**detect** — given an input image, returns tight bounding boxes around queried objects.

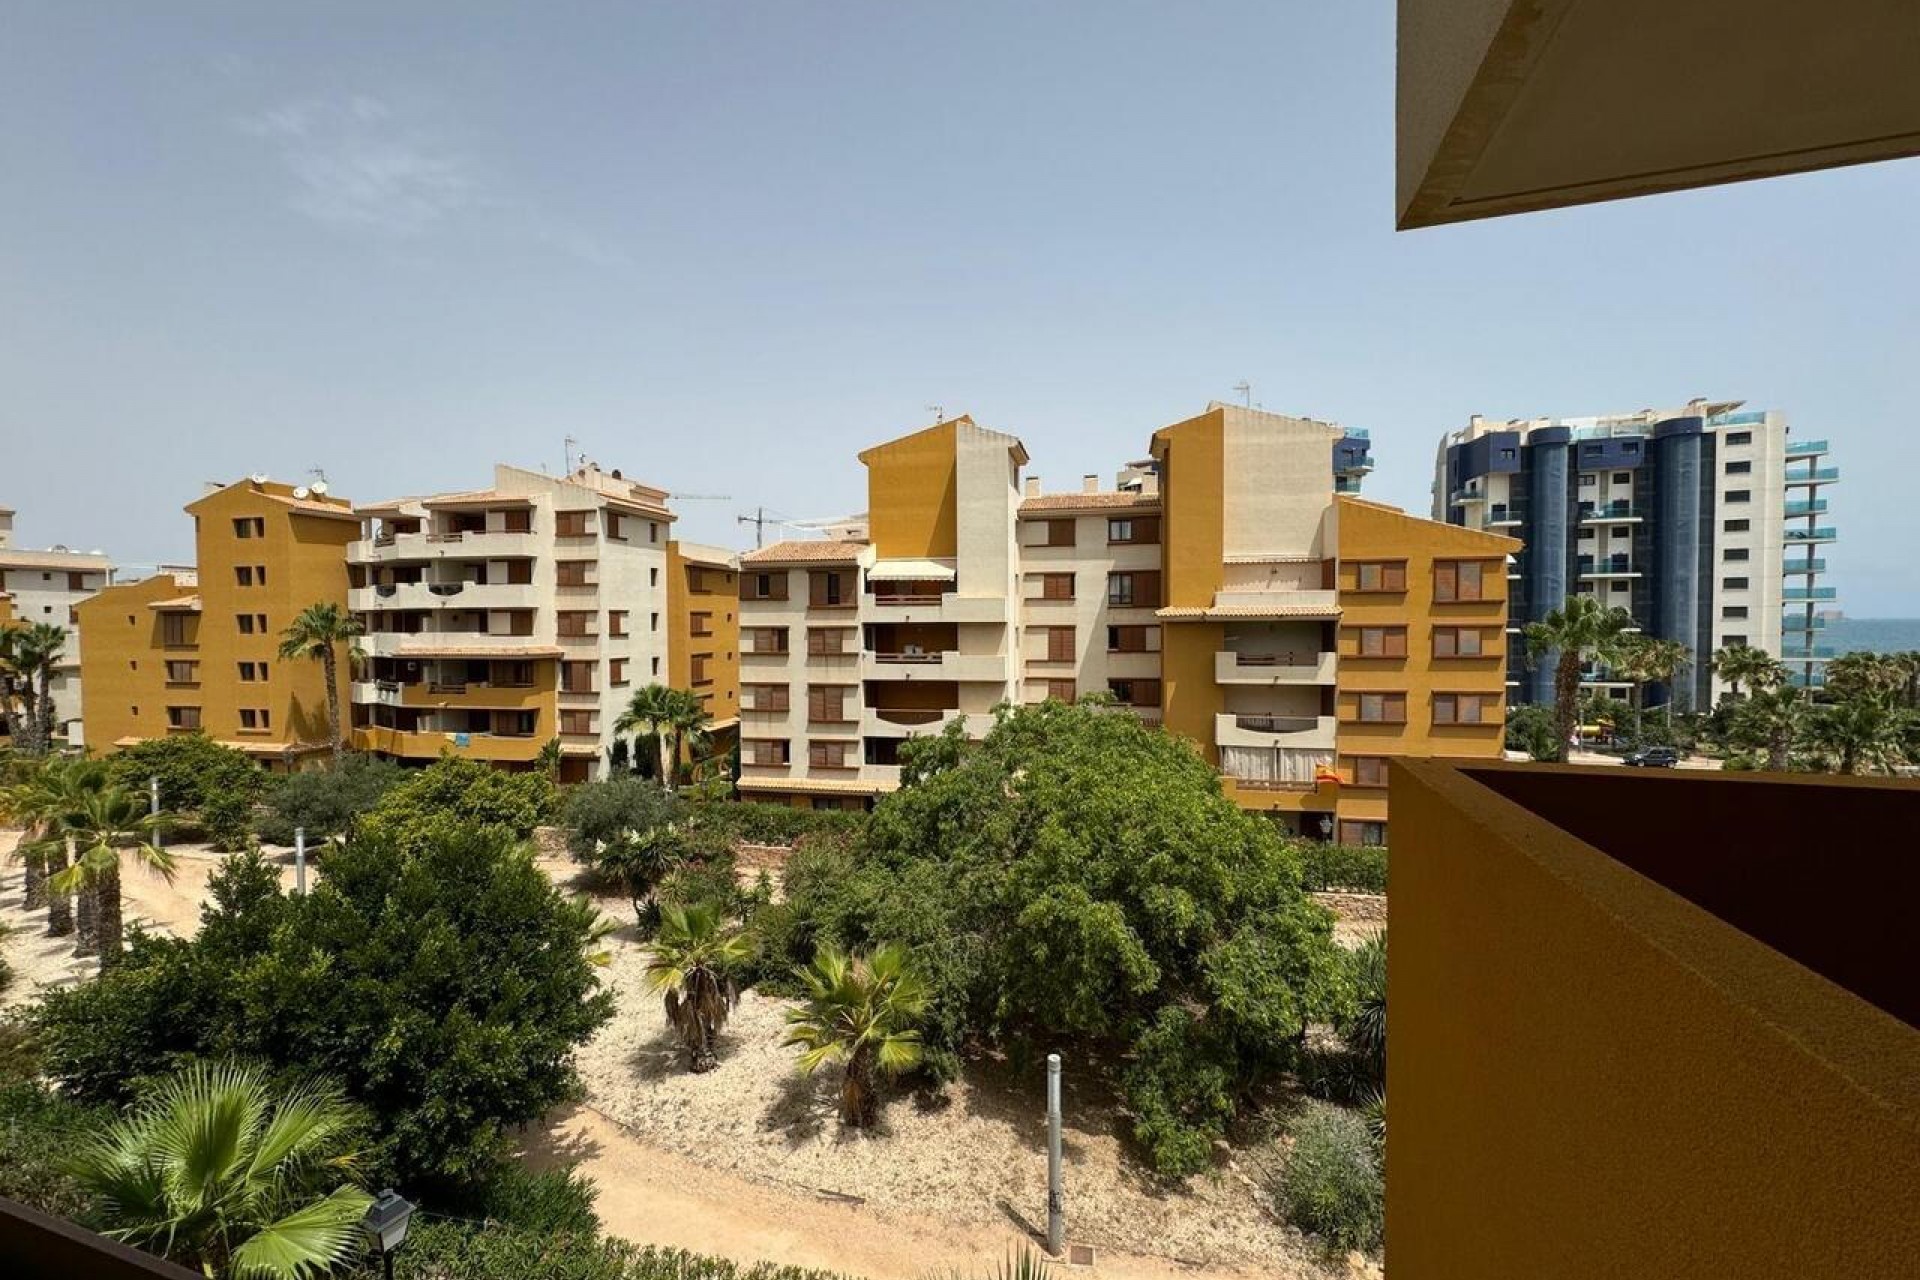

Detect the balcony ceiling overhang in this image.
[1397,0,1920,229]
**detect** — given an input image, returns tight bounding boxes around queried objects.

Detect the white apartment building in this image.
[0,506,114,745]
[348,463,677,782]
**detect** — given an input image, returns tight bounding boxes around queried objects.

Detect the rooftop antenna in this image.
[564,435,580,475]
[308,466,329,486]
[736,506,777,549]
[1233,381,1252,408]
[926,404,945,424]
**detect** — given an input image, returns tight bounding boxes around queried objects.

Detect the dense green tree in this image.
[779,701,1345,1173]
[356,754,558,854]
[648,902,748,1072]
[1339,932,1386,1084]
[563,777,684,926]
[69,1061,372,1279]
[276,602,365,761]
[105,734,264,850]
[1523,596,1636,761]
[1502,704,1555,761]
[783,943,928,1127]
[253,753,406,845]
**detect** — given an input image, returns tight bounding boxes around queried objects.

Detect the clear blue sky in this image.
[4,2,1914,612]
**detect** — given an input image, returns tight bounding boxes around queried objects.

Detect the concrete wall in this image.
[1389,760,1920,1277]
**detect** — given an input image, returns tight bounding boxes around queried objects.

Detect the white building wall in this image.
[0,552,115,744]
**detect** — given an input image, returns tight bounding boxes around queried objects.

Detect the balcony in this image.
[1214,712,1338,752]
[1215,650,1337,685]
[872,594,1009,624]
[1789,670,1827,688]
[863,650,1009,683]
[1780,646,1836,661]
[359,631,553,660]
[1785,466,1840,485]
[1578,500,1640,523]
[1781,614,1826,631]
[1204,588,1341,617]
[1784,499,1829,518]
[1782,558,1827,574]
[351,581,539,612]
[1784,526,1837,544]
[1577,555,1641,579]
[1785,439,1829,457]
[860,708,996,739]
[1783,587,1837,603]
[1449,489,1488,506]
[352,724,548,764]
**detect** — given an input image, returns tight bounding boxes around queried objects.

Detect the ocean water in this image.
[1819,617,1920,655]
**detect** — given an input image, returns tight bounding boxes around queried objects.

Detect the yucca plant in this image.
[68,1060,373,1279]
[936,1246,1054,1280]
[784,942,929,1128]
[646,901,749,1071]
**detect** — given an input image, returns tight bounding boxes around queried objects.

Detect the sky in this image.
[3,2,1916,613]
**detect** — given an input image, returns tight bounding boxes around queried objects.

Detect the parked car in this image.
[1623,746,1681,768]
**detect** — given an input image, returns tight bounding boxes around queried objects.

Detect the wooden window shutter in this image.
[503,508,532,533]
[1134,678,1162,705]
[1384,628,1407,657]
[1460,561,1483,599]
[1134,515,1160,544]
[1387,693,1407,722]
[1043,573,1074,601]
[1434,561,1457,601]
[1047,626,1075,662]
[1045,679,1077,702]
[1434,628,1456,658]
[1361,627,1383,657]
[1134,571,1162,607]
[1046,518,1076,547]
[1383,562,1407,591]
[810,572,829,607]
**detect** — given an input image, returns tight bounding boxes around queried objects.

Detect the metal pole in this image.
[1046,1052,1064,1256]
[149,776,161,852]
[294,827,307,896]
[383,1253,394,1280]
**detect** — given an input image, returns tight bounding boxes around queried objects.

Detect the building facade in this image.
[1434,400,1837,704]
[666,540,741,742]
[77,479,360,767]
[347,463,688,782]
[738,406,1513,842]
[0,506,114,745]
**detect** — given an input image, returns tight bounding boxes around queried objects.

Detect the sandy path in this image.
[523,1104,1339,1280]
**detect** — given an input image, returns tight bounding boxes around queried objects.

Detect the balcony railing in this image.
[1785,439,1828,456]
[429,583,465,598]
[872,651,943,664]
[1786,467,1840,484]
[1233,652,1314,667]
[1782,558,1827,574]
[1784,500,1829,518]
[1780,646,1836,660]
[1577,555,1637,576]
[872,592,944,606]
[426,532,465,543]
[1784,526,1837,542]
[871,708,946,726]
[1783,587,1837,602]
[1578,500,1637,521]
[429,681,468,694]
[1781,614,1826,631]
[1234,714,1322,734]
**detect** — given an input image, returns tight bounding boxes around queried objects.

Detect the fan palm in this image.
[1809,695,1907,776]
[0,754,53,911]
[0,624,28,750]
[5,755,104,936]
[1823,651,1905,702]
[1522,596,1636,762]
[277,602,364,760]
[1624,635,1691,727]
[615,683,678,785]
[784,943,929,1128]
[1728,685,1811,771]
[1710,645,1786,702]
[68,1060,372,1280]
[46,781,175,971]
[660,687,715,786]
[1,622,68,754]
[646,901,749,1071]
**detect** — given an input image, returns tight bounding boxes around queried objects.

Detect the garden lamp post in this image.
[363,1188,415,1280]
[149,776,161,852]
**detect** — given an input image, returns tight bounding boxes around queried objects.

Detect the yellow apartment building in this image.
[736,405,1513,839]
[77,479,359,768]
[666,540,741,746]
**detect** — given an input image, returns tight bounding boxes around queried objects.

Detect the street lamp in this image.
[362,1188,415,1280]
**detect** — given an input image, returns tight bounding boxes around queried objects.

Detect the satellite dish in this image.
[310,481,329,496]
[249,472,270,485]
[293,486,311,500]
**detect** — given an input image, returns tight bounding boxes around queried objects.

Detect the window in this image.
[747,739,791,766]
[648,522,659,543]
[1726,431,1753,445]
[1106,677,1161,707]
[1723,606,1749,619]
[1578,474,1597,488]
[1107,574,1134,606]
[238,708,270,731]
[1045,626,1075,662]
[807,626,849,656]
[1044,518,1076,547]
[556,510,592,537]
[690,611,714,637]
[1349,625,1408,657]
[161,614,192,647]
[236,613,267,635]
[1724,548,1750,562]
[1108,519,1133,544]
[650,612,659,632]
[749,626,790,654]
[1611,527,1630,539]
[1725,460,1752,475]
[236,566,254,586]
[1723,634,1749,647]
[1612,472,1631,484]
[649,567,660,587]
[1432,626,1486,658]
[609,610,630,637]
[1339,820,1388,848]
[1433,560,1486,602]
[809,571,850,607]
[165,661,198,685]
[1106,571,1160,607]
[556,560,593,587]
[1725,489,1751,503]
[691,654,711,685]
[1039,572,1075,601]
[233,517,265,539]
[559,709,595,735]
[1722,576,1751,590]
[606,513,627,541]
[67,571,88,591]
[610,658,629,686]
[1577,527,1596,541]
[1044,679,1077,703]
[502,507,533,533]
[1349,756,1390,787]
[1354,692,1408,723]
[651,657,660,676]
[166,706,201,730]
[806,685,851,723]
[557,610,594,637]
[808,740,853,770]
[562,661,595,694]
[1107,516,1158,545]
[1433,692,1495,725]
[1724,518,1750,532]
[1350,561,1407,592]
[1107,624,1155,652]
[745,683,790,712]
[742,571,789,601]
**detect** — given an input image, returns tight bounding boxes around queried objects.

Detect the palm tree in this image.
[68,1060,373,1279]
[0,754,51,910]
[46,781,175,971]
[1,622,68,754]
[1809,696,1907,775]
[616,683,678,785]
[783,942,930,1128]
[5,755,102,936]
[661,687,715,786]
[1728,685,1809,771]
[277,602,364,760]
[1824,651,1905,702]
[1522,596,1636,762]
[1633,636,1691,729]
[1710,645,1787,701]
[0,624,28,750]
[645,901,748,1071]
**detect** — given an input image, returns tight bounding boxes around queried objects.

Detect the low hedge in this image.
[696,801,868,847]
[1296,842,1387,895]
[353,1221,856,1280]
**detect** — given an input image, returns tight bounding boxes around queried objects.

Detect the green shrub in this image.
[106,733,264,848]
[1296,842,1387,894]
[696,801,867,847]
[1338,932,1386,1082]
[466,1161,601,1235]
[0,1078,110,1222]
[255,754,407,844]
[1277,1102,1384,1254]
[358,755,559,854]
[364,1221,857,1280]
[563,776,678,859]
[1504,703,1557,760]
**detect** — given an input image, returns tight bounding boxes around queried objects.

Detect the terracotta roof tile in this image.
[1018,492,1160,513]
[740,539,866,565]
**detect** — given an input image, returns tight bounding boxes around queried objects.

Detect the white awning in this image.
[866,559,956,582]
